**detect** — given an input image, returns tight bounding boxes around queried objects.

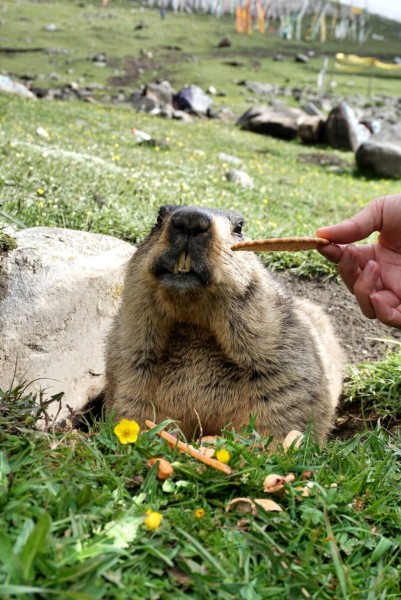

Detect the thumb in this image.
[316,196,385,244]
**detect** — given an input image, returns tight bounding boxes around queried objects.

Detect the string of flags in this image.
[150,0,379,44]
[335,53,401,72]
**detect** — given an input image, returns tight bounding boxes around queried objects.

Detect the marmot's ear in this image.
[156,205,175,226]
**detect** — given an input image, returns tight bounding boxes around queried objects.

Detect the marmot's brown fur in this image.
[103,205,344,441]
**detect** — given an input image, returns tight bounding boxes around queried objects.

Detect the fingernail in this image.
[364,261,375,275]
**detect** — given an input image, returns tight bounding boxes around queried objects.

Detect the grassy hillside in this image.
[1,0,401,105]
[2,92,399,275]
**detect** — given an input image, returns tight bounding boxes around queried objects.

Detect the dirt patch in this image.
[108,56,166,87]
[107,52,191,87]
[277,272,401,364]
[297,152,352,168]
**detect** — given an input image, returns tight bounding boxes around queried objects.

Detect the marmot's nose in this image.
[171,208,211,235]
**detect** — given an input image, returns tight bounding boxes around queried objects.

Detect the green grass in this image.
[1,390,401,599]
[344,342,401,422]
[1,1,401,597]
[1,93,400,275]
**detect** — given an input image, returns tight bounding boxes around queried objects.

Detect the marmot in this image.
[102,205,344,441]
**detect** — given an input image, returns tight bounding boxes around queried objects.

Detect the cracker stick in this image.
[145,420,233,475]
[231,236,330,252]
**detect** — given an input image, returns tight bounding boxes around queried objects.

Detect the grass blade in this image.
[20,512,52,582]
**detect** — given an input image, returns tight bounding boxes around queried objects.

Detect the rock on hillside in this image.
[236,105,305,140]
[356,123,401,178]
[0,228,134,418]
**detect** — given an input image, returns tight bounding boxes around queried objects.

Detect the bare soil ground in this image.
[277,273,401,365]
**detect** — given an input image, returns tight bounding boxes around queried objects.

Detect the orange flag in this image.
[257,2,265,33]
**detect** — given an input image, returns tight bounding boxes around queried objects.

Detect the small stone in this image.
[92,52,108,63]
[217,37,232,47]
[226,169,254,188]
[218,153,242,166]
[36,126,49,139]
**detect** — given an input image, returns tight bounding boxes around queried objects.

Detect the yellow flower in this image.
[144,510,163,531]
[216,448,230,464]
[195,508,205,519]
[36,188,45,196]
[114,419,140,444]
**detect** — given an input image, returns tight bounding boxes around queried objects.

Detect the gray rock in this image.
[131,92,159,113]
[140,48,153,59]
[173,85,212,114]
[209,107,235,121]
[292,87,303,101]
[320,99,333,113]
[143,82,172,107]
[295,53,309,63]
[159,104,174,119]
[218,153,242,166]
[356,123,401,178]
[226,169,254,188]
[45,48,70,55]
[244,81,280,96]
[326,102,370,151]
[92,52,108,63]
[0,75,36,99]
[301,102,323,117]
[237,105,305,140]
[172,109,194,123]
[0,228,134,418]
[298,116,326,144]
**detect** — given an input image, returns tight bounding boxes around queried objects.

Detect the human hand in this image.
[316,194,401,328]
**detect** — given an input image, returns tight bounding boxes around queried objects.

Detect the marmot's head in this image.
[135,205,262,306]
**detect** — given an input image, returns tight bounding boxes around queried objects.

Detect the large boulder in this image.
[298,115,326,144]
[0,228,134,418]
[325,102,370,151]
[236,105,305,140]
[356,124,401,178]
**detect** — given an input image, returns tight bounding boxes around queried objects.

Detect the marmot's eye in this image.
[233,221,243,235]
